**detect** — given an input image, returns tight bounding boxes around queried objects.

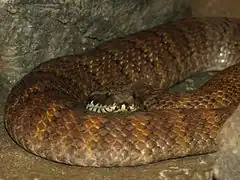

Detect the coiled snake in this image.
[4,17,240,167]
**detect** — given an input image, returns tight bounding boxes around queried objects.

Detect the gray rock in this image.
[0,0,190,104]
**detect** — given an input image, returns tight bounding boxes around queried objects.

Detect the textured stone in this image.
[0,0,190,105]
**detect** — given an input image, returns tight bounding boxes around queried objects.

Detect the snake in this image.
[4,17,240,167]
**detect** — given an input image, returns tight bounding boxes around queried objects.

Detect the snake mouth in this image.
[85,100,139,113]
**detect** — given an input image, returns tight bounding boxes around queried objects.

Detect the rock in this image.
[0,0,190,104]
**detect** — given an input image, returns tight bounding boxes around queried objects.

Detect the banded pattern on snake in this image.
[4,17,240,167]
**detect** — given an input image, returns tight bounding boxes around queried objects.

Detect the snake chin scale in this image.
[85,100,139,113]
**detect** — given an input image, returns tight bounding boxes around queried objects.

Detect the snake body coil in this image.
[4,17,240,167]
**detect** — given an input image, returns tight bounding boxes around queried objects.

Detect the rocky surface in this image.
[0,0,190,105]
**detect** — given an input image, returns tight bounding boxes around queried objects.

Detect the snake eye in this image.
[106,92,111,97]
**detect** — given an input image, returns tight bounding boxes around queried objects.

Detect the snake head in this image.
[85,84,144,113]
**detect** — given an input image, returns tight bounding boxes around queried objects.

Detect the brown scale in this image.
[4,17,240,167]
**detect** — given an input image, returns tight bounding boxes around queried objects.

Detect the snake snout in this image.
[85,87,141,113]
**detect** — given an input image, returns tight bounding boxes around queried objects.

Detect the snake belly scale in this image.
[4,17,240,167]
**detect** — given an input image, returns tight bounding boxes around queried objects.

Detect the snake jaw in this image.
[85,100,139,113]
